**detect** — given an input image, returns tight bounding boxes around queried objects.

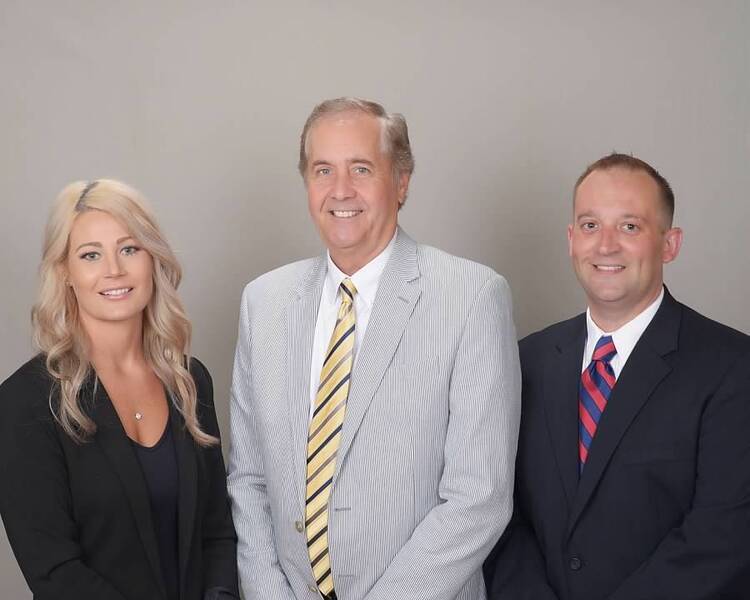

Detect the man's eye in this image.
[121,245,140,256]
[80,251,100,261]
[622,223,639,232]
[316,167,331,176]
[353,166,370,175]
[581,222,597,231]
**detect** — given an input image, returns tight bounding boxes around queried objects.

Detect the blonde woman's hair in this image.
[32,179,217,446]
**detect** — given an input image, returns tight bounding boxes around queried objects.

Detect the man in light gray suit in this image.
[227,97,521,600]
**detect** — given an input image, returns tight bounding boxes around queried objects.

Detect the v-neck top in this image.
[131,422,180,600]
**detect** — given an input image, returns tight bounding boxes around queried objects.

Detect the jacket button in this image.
[569,556,583,571]
[295,520,304,533]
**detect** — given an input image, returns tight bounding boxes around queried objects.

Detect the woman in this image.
[0,180,239,600]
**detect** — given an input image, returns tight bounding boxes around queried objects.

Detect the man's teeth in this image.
[332,210,360,218]
[101,288,131,296]
[595,265,623,271]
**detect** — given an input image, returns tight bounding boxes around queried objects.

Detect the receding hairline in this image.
[573,154,675,226]
[298,97,415,187]
[302,108,389,165]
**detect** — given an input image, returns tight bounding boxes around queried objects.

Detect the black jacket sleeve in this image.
[191,358,239,598]
[485,496,559,599]
[0,362,127,600]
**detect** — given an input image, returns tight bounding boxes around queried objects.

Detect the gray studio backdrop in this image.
[1,1,748,597]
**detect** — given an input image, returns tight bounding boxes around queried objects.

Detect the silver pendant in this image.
[135,412,143,420]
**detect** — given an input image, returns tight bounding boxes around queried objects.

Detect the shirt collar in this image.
[324,231,397,308]
[584,287,664,365]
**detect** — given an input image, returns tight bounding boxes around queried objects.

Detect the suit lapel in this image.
[89,377,166,599]
[170,399,197,597]
[566,291,681,536]
[543,316,586,508]
[335,229,421,477]
[287,256,327,511]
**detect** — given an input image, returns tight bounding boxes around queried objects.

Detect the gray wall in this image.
[1,1,748,597]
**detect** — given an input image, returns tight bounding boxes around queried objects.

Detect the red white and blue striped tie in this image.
[579,335,617,472]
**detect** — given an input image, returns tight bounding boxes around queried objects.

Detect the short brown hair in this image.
[574,153,675,225]
[298,97,415,181]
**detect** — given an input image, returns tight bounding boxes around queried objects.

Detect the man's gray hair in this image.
[298,97,415,181]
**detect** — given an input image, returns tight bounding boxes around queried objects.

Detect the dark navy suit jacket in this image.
[486,289,750,600]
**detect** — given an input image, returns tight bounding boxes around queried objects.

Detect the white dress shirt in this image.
[582,288,664,379]
[308,233,397,417]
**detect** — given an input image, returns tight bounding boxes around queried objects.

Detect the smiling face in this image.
[304,111,410,275]
[65,209,154,332]
[568,167,683,330]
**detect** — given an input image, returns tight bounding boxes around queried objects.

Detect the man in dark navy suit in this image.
[486,153,750,599]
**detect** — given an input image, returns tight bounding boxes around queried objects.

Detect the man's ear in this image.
[662,227,683,264]
[567,223,574,257]
[397,172,411,206]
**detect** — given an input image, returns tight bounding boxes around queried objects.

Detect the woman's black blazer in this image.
[0,355,239,600]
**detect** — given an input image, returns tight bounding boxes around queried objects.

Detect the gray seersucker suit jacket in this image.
[227,228,521,600]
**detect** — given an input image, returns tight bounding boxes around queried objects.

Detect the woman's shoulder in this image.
[0,354,56,419]
[188,355,213,394]
[184,356,222,439]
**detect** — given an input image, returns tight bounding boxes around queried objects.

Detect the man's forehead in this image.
[306,112,386,159]
[579,167,659,194]
[576,168,661,207]
[310,110,380,134]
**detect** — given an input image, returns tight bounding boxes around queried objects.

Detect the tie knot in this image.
[340,278,357,303]
[592,335,617,363]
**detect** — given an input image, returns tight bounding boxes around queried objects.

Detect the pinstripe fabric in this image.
[227,228,521,600]
[306,279,357,595]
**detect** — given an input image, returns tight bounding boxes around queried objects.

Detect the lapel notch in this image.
[543,316,586,508]
[287,257,327,511]
[170,400,197,597]
[566,291,681,536]
[89,378,167,599]
[335,229,421,476]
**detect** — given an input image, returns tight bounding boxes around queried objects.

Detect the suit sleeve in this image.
[364,273,522,600]
[485,503,559,599]
[607,350,750,599]
[485,342,559,600]
[191,359,240,598]
[226,287,297,600]
[0,371,127,600]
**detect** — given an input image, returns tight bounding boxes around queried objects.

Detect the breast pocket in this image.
[619,442,695,465]
[379,358,442,414]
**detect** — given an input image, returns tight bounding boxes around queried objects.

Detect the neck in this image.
[589,286,662,333]
[329,229,396,276]
[82,315,146,372]
[329,254,367,277]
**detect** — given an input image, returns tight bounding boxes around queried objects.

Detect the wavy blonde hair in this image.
[32,179,217,446]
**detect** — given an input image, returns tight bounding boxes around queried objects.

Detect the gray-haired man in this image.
[228,97,521,600]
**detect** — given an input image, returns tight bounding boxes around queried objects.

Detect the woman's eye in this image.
[80,251,100,261]
[121,245,140,256]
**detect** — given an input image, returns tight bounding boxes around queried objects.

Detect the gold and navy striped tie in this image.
[306,278,357,596]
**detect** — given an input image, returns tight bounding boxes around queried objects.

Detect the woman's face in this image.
[65,209,154,331]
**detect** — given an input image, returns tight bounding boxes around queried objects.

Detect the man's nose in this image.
[597,227,620,254]
[330,170,355,200]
